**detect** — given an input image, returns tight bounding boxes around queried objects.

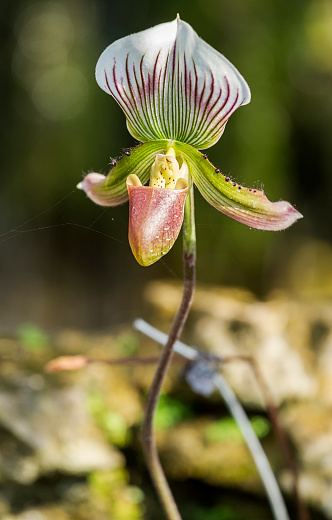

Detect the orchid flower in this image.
[78,16,302,266]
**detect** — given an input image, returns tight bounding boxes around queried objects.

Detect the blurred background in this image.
[1,1,332,519]
[2,0,332,331]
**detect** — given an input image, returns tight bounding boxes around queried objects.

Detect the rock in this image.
[144,281,320,405]
[0,384,122,480]
[2,507,71,520]
[157,418,280,493]
[2,280,332,518]
[143,280,332,518]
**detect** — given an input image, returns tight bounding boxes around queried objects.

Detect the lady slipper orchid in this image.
[78,16,302,266]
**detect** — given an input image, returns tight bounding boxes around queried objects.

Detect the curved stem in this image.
[142,181,196,520]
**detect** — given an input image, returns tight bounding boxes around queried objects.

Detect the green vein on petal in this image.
[174,141,303,231]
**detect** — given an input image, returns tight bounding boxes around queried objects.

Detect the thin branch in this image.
[223,356,310,520]
[46,354,163,372]
[135,319,291,520]
[213,373,290,520]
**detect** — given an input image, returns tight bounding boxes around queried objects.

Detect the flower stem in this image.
[142,181,196,520]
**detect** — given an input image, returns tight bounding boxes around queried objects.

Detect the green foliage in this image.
[17,323,49,352]
[205,416,270,443]
[89,468,145,520]
[250,416,271,439]
[185,500,269,520]
[155,394,194,431]
[187,504,240,520]
[87,390,131,447]
[116,332,140,356]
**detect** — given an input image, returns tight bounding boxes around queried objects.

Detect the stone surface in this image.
[2,281,332,518]
[144,281,326,404]
[144,280,332,518]
[0,385,122,477]
[0,329,145,519]
[157,418,277,493]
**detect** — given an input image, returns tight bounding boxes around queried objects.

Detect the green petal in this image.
[77,140,169,206]
[174,142,303,231]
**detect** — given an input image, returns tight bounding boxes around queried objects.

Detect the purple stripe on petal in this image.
[192,70,214,140]
[125,55,142,116]
[112,64,131,112]
[219,87,240,126]
[196,87,223,144]
[104,70,113,94]
[190,60,200,137]
[201,88,223,137]
[106,68,133,121]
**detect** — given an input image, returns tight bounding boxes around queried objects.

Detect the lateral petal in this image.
[174,142,302,231]
[77,140,169,206]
